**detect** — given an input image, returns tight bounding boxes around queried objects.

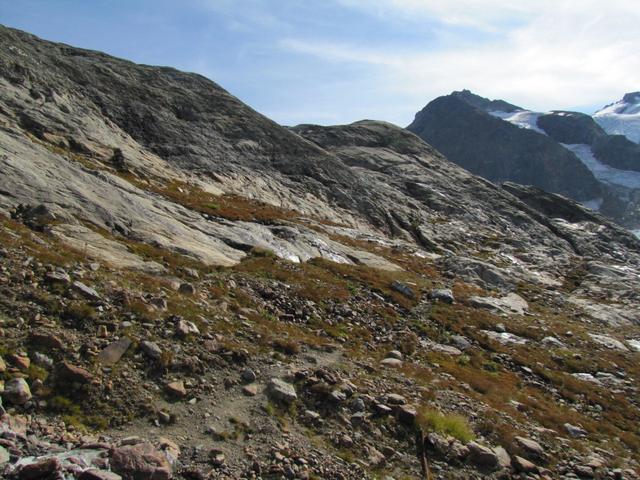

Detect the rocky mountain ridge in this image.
[1,25,640,480]
[408,90,640,231]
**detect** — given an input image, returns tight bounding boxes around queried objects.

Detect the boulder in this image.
[140,341,163,360]
[18,457,61,479]
[430,288,455,304]
[72,280,102,301]
[390,280,415,299]
[588,333,628,351]
[44,270,71,285]
[564,423,587,438]
[175,319,199,338]
[58,361,95,385]
[469,293,528,315]
[513,455,537,473]
[165,381,187,398]
[79,470,123,480]
[4,378,32,405]
[451,335,472,351]
[110,442,172,480]
[98,337,132,365]
[8,354,30,370]
[178,283,196,295]
[380,358,403,368]
[515,436,544,458]
[29,332,65,350]
[467,441,499,469]
[267,378,297,404]
[493,446,511,469]
[0,445,10,464]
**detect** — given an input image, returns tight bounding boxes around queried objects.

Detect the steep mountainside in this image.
[1,26,640,480]
[406,92,601,201]
[409,90,640,231]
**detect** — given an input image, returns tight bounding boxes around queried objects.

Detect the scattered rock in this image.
[140,341,163,360]
[469,293,528,315]
[30,332,65,350]
[565,423,588,438]
[79,470,123,480]
[430,288,454,304]
[588,333,629,351]
[240,368,257,384]
[242,384,258,396]
[390,280,415,299]
[515,436,544,458]
[8,354,30,370]
[17,457,61,480]
[110,442,172,480]
[98,337,132,365]
[178,283,196,295]
[451,335,472,351]
[58,361,95,385]
[4,378,32,405]
[380,358,403,368]
[176,318,200,338]
[44,270,71,285]
[166,381,187,398]
[513,455,537,473]
[493,446,511,469]
[467,442,500,469]
[267,378,297,404]
[72,280,101,300]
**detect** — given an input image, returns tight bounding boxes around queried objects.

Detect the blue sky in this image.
[1,0,639,126]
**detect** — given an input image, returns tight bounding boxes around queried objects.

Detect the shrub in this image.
[416,407,475,443]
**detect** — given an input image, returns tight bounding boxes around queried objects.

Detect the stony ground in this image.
[2,24,640,480]
[1,209,640,480]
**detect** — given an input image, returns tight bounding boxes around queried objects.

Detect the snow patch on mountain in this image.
[562,143,640,189]
[489,110,547,135]
[594,93,640,144]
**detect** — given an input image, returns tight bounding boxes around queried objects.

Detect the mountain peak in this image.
[622,91,640,105]
[450,89,521,113]
[594,91,640,143]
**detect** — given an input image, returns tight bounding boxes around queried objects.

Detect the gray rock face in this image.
[2,25,639,287]
[407,91,601,202]
[409,90,640,230]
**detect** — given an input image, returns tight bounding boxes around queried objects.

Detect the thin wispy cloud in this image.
[280,0,640,122]
[1,0,638,126]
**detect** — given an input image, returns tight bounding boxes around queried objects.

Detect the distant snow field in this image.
[562,143,640,190]
[489,110,547,135]
[594,95,640,144]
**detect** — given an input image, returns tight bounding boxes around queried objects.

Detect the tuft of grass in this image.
[273,338,301,355]
[64,301,97,323]
[416,407,475,443]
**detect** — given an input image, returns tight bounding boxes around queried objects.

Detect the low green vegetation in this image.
[416,407,475,443]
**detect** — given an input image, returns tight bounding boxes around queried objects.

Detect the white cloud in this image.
[281,0,640,123]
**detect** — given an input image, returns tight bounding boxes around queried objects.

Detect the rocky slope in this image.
[1,25,640,480]
[406,91,602,202]
[408,90,640,231]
